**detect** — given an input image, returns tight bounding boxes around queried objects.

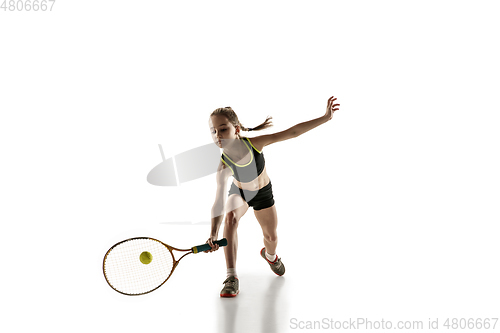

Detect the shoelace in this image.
[223,278,237,286]
[272,258,282,268]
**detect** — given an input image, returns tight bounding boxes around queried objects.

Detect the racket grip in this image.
[192,238,228,254]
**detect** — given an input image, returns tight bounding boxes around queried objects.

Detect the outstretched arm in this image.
[255,96,339,149]
[290,96,339,137]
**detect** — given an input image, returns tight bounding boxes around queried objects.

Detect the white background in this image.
[1,1,499,332]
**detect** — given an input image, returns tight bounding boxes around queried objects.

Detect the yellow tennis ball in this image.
[140,251,153,265]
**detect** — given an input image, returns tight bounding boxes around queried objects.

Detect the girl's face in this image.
[209,115,239,148]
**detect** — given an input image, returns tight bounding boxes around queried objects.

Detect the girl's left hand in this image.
[324,96,340,121]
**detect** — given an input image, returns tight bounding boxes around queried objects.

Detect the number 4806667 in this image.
[1,0,56,11]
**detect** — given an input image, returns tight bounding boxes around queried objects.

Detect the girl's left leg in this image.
[254,204,279,257]
[255,204,285,275]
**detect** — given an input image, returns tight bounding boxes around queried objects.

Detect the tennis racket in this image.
[103,237,227,296]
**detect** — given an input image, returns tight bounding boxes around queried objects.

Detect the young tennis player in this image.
[206,96,339,297]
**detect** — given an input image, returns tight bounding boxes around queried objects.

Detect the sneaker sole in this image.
[220,291,239,297]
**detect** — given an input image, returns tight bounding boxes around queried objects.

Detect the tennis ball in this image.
[140,251,153,265]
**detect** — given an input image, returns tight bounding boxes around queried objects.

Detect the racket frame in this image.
[102,237,193,296]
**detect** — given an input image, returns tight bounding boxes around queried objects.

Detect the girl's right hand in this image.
[204,236,220,253]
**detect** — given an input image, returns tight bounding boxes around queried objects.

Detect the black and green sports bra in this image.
[220,137,265,182]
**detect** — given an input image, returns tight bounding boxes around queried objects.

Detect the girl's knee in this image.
[224,211,239,227]
[264,233,278,243]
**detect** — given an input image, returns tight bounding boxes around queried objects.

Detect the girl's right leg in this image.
[223,194,249,269]
[220,194,249,297]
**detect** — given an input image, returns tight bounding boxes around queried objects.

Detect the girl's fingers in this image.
[328,97,337,107]
[206,238,219,252]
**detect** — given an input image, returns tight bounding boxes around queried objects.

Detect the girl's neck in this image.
[224,137,248,160]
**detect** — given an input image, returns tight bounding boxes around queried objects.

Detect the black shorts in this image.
[228,180,275,211]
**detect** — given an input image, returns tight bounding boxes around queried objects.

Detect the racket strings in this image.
[103,238,174,295]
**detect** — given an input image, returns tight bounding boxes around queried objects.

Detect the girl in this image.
[206,96,339,297]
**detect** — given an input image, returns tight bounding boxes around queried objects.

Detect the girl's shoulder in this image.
[242,136,264,154]
[218,157,232,173]
[218,158,226,170]
[217,158,233,178]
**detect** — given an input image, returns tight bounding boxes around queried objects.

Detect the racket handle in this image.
[192,238,228,254]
